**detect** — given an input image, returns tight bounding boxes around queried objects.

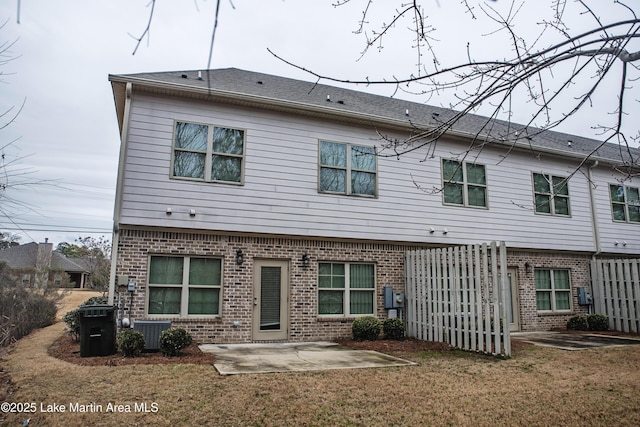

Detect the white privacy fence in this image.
[405,242,510,357]
[591,258,640,333]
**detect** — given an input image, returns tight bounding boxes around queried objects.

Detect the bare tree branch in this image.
[269,1,640,180]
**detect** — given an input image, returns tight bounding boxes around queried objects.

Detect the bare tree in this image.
[270,0,640,178]
[0,230,21,249]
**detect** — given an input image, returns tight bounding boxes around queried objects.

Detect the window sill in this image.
[317,315,375,322]
[442,203,489,210]
[145,315,222,322]
[169,175,244,186]
[318,191,378,199]
[536,311,575,316]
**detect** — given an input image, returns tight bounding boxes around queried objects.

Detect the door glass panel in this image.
[506,273,514,323]
[260,266,281,331]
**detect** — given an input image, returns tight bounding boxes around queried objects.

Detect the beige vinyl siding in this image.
[591,167,640,255]
[118,93,610,252]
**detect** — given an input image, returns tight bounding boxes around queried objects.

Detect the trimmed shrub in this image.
[587,314,609,331]
[383,318,405,340]
[159,328,193,356]
[352,316,382,341]
[62,295,109,341]
[62,310,82,341]
[117,329,146,357]
[82,296,108,306]
[567,315,589,330]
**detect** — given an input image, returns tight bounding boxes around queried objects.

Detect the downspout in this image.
[108,82,133,305]
[588,160,601,256]
[587,160,600,315]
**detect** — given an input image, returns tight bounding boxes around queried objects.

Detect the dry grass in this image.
[2,292,640,426]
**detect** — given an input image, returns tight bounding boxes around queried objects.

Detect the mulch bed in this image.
[47,333,460,367]
[337,337,454,353]
[47,333,534,367]
[48,333,216,366]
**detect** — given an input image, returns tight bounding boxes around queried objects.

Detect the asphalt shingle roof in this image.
[0,242,89,273]
[110,67,639,166]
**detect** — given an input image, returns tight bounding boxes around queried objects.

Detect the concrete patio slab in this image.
[199,341,416,375]
[511,332,640,351]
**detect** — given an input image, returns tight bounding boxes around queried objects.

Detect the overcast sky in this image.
[1,0,637,247]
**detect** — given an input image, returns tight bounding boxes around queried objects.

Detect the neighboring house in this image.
[107,68,639,344]
[0,242,90,288]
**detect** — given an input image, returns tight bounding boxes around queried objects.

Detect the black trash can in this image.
[78,304,116,357]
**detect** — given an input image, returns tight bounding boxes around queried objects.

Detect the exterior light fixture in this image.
[235,249,244,265]
[302,253,310,267]
[525,262,532,274]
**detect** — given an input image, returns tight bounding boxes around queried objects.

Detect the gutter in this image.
[108,82,132,305]
[587,160,601,256]
[588,160,600,315]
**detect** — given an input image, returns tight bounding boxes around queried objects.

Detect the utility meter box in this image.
[577,287,593,305]
[384,286,405,309]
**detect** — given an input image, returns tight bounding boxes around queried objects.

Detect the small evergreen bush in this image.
[567,315,588,330]
[82,296,108,306]
[62,310,82,341]
[352,316,382,341]
[587,314,609,331]
[159,327,193,356]
[117,329,146,357]
[383,318,405,340]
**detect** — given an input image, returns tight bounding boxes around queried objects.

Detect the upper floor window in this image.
[533,173,570,216]
[442,159,487,207]
[148,255,222,317]
[318,262,376,316]
[610,184,640,223]
[172,121,245,184]
[535,269,571,312]
[319,141,377,196]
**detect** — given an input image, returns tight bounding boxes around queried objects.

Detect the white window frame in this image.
[171,120,246,185]
[317,262,376,317]
[147,255,223,318]
[318,140,378,197]
[609,184,640,224]
[441,158,488,208]
[535,268,572,313]
[532,173,571,216]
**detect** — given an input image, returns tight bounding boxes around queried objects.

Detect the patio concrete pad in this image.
[199,341,416,375]
[511,332,640,351]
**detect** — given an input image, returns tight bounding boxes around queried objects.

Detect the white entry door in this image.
[252,260,289,341]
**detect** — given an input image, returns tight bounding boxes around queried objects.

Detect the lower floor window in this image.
[148,256,222,316]
[535,269,571,312]
[318,262,375,316]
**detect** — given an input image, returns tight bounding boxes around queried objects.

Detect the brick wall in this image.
[115,228,417,344]
[114,228,593,343]
[507,251,592,331]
